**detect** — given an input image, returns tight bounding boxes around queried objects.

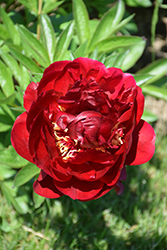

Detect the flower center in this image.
[53,122,79,162]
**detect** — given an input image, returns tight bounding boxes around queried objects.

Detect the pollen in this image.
[53,122,79,162]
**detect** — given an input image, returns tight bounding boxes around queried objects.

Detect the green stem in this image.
[151,0,160,61]
[37,0,42,40]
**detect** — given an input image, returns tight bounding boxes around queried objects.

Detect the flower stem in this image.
[37,0,42,40]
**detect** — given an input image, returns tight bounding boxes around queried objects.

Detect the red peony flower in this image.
[11,57,155,201]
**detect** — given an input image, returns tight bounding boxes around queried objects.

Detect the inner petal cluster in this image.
[52,77,126,162]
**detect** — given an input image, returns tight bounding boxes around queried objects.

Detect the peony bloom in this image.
[11,57,155,201]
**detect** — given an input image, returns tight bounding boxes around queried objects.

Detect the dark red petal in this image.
[23,82,38,111]
[33,170,63,198]
[99,153,125,186]
[38,61,79,95]
[135,86,145,125]
[26,90,60,131]
[82,184,113,201]
[125,120,156,165]
[11,112,34,163]
[54,177,104,201]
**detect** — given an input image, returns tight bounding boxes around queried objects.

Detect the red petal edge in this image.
[11,112,34,163]
[125,120,156,165]
[33,170,63,199]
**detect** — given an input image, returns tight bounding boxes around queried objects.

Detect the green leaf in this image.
[0,60,14,96]
[137,59,167,85]
[14,163,40,187]
[21,39,47,68]
[112,50,129,68]
[89,0,125,50]
[109,14,135,35]
[89,36,143,53]
[142,85,167,101]
[124,0,152,7]
[0,93,16,105]
[19,65,30,90]
[104,53,119,68]
[72,0,90,44]
[0,181,26,214]
[90,48,99,60]
[54,21,74,61]
[33,190,46,208]
[40,14,56,62]
[0,146,29,169]
[121,39,146,71]
[42,0,64,14]
[75,40,88,57]
[0,165,16,180]
[0,7,20,45]
[142,109,158,123]
[17,0,37,14]
[0,24,10,40]
[0,102,15,125]
[9,47,43,74]
[17,25,51,66]
[0,49,21,84]
[134,74,154,86]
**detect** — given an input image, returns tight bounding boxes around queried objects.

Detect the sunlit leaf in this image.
[142,85,167,101]
[110,14,135,35]
[0,7,20,45]
[42,0,64,14]
[0,93,16,105]
[137,59,167,85]
[54,21,74,61]
[89,0,125,50]
[73,0,90,44]
[0,60,14,96]
[18,0,38,14]
[0,49,21,84]
[121,39,146,71]
[14,163,40,187]
[17,25,51,66]
[0,24,10,40]
[33,190,46,208]
[134,74,154,86]
[0,146,29,169]
[40,14,56,62]
[9,47,43,74]
[89,36,143,53]
[75,40,88,57]
[0,181,26,214]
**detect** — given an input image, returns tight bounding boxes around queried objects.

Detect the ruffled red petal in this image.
[54,177,104,201]
[23,82,38,111]
[33,170,63,198]
[11,112,34,163]
[125,119,156,165]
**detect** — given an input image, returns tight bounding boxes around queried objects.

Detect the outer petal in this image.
[11,112,34,163]
[33,170,63,198]
[23,82,38,111]
[125,120,156,165]
[54,177,104,201]
[74,57,109,82]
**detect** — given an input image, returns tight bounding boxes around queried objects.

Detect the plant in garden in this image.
[0,0,166,210]
[11,57,156,201]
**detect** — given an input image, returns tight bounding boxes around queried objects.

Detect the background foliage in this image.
[0,0,167,249]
